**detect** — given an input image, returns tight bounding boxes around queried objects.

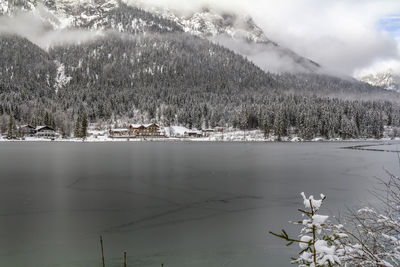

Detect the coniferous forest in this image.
[1,2,400,140]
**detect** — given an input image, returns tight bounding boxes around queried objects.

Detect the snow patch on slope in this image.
[54,60,71,93]
[356,61,400,92]
[359,70,400,92]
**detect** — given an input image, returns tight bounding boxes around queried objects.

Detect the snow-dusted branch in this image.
[270,192,343,267]
[271,168,400,266]
[337,170,400,267]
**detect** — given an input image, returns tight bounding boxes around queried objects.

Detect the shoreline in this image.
[0,137,399,143]
[5,127,400,144]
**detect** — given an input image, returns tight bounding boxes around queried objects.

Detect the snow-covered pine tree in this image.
[270,193,345,266]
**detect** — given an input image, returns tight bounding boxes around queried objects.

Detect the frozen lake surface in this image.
[0,141,399,267]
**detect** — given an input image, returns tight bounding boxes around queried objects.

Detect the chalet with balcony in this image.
[129,123,161,136]
[35,126,56,138]
[109,123,163,138]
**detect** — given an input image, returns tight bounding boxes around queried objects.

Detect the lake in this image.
[0,141,399,267]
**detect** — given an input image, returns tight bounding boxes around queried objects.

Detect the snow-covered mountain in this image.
[0,0,35,15]
[0,0,321,74]
[360,70,400,93]
[138,4,321,73]
[0,0,396,139]
[0,0,115,28]
[156,7,269,42]
[0,0,173,32]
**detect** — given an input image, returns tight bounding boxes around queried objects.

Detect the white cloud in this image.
[2,0,399,76]
[0,6,102,49]
[128,0,400,76]
[354,59,400,78]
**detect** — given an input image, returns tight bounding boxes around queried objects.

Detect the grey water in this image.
[0,141,399,267]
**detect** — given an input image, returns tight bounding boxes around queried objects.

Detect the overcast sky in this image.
[131,0,400,76]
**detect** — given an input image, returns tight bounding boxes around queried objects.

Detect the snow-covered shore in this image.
[1,130,400,143]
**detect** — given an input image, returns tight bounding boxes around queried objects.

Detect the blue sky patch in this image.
[379,15,400,42]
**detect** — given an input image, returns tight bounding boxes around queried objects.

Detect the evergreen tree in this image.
[74,116,82,138]
[7,116,15,139]
[81,112,88,139]
[44,112,50,126]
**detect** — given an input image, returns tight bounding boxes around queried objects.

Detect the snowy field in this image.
[1,132,400,143]
[1,126,400,143]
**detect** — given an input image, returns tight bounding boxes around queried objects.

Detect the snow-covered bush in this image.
[271,174,400,267]
[270,192,345,266]
[337,170,400,267]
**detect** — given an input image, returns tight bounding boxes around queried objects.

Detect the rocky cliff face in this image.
[360,69,400,93]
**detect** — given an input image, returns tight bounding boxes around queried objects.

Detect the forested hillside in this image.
[0,1,400,139]
[0,35,59,128]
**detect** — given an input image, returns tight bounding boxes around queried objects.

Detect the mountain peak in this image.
[180,10,269,44]
[360,69,400,92]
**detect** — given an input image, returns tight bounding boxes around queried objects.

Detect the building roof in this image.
[20,124,35,129]
[144,123,159,127]
[88,130,106,135]
[35,126,55,131]
[130,123,159,128]
[110,128,129,132]
[185,130,202,134]
[130,124,144,128]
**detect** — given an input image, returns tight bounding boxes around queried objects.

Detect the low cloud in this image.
[211,36,318,74]
[0,7,101,49]
[128,0,400,76]
[354,59,400,78]
[2,0,399,76]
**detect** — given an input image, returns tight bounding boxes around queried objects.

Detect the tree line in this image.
[1,9,400,139]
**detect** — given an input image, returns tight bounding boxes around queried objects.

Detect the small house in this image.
[35,126,56,138]
[129,123,161,137]
[108,123,163,138]
[20,125,36,136]
[88,130,106,138]
[109,128,130,138]
[184,130,203,138]
[145,123,161,136]
[202,129,215,137]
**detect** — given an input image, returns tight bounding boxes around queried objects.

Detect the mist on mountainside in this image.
[211,36,320,74]
[0,5,101,49]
